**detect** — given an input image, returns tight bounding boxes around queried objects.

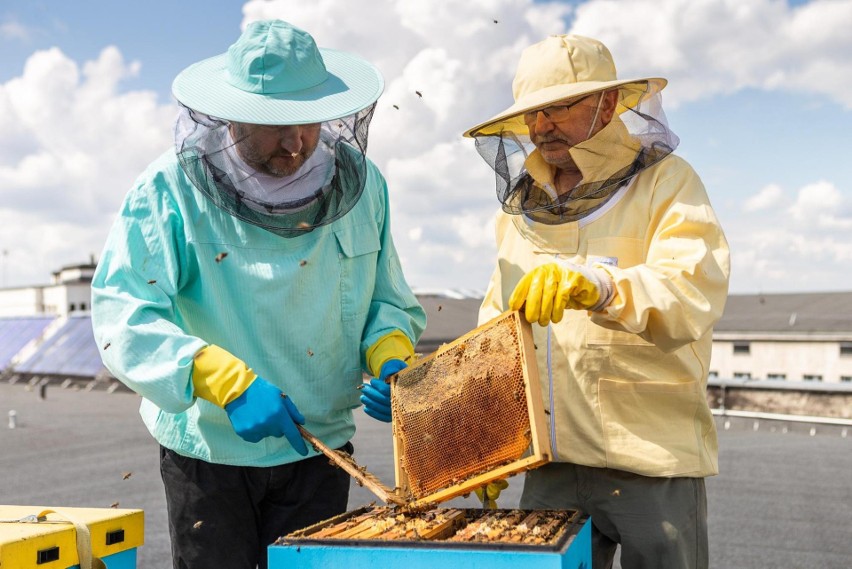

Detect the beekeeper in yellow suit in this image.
[92,20,424,569]
[464,35,730,569]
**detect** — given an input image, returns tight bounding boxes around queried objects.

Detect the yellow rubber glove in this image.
[509,262,614,326]
[191,345,257,407]
[475,479,510,509]
[365,330,416,377]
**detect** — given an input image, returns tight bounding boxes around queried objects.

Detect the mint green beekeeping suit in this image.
[91,149,425,466]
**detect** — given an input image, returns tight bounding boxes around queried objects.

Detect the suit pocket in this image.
[334,223,381,322]
[599,378,701,476]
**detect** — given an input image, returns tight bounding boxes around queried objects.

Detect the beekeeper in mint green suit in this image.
[463,35,729,569]
[91,20,424,569]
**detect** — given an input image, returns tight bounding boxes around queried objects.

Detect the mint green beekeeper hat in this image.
[172,19,384,125]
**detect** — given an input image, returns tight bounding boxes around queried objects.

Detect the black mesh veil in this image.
[175,103,376,237]
[472,87,679,224]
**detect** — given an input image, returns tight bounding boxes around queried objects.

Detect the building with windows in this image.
[709,292,852,384]
[0,261,96,318]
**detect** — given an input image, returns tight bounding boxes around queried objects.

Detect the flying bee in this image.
[122,472,132,480]
[415,90,422,98]
[392,104,399,110]
[300,260,307,266]
[103,343,111,350]
[214,252,228,263]
[147,280,157,284]
[193,520,204,529]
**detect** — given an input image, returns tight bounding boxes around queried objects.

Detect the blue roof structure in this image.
[13,315,105,378]
[0,315,56,369]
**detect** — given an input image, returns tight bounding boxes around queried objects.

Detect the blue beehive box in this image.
[270,506,592,568]
[0,505,143,569]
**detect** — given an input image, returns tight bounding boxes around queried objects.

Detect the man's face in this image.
[524,91,618,169]
[230,122,322,177]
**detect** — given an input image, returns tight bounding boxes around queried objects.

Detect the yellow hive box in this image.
[0,505,143,569]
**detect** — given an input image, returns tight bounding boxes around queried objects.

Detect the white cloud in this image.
[0,46,176,286]
[744,183,784,212]
[730,178,852,292]
[569,0,852,108]
[788,180,852,229]
[0,19,30,41]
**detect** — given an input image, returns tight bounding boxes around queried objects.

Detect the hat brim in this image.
[172,48,384,125]
[462,77,666,137]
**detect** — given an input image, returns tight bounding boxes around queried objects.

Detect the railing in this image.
[707,378,852,426]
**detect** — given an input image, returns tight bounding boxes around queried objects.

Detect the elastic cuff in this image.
[589,265,616,312]
[191,345,257,408]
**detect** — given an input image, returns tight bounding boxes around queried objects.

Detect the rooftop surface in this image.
[1,383,850,568]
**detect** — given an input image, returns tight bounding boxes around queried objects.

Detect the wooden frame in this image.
[391,310,551,510]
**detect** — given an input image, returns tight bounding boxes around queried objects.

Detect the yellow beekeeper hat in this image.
[463,34,666,137]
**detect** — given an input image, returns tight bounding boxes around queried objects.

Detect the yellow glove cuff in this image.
[191,345,257,408]
[366,331,415,377]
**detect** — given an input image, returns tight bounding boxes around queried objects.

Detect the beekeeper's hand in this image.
[509,262,614,326]
[360,359,407,423]
[191,345,308,453]
[224,377,308,454]
[476,479,510,509]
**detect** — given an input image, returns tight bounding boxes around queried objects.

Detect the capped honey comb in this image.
[391,310,550,508]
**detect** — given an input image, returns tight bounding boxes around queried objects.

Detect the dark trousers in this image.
[160,444,352,569]
[521,462,708,569]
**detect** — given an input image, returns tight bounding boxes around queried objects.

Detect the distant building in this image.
[0,261,96,318]
[710,292,852,384]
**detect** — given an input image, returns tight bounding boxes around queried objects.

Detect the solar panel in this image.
[14,316,106,378]
[0,316,56,369]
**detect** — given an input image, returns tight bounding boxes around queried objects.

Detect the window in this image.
[733,372,752,379]
[803,374,823,382]
[840,376,852,383]
[80,302,87,310]
[840,342,852,356]
[69,303,76,311]
[708,371,718,379]
[733,342,750,355]
[767,373,786,380]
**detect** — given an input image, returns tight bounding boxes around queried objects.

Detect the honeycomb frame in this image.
[390,310,550,509]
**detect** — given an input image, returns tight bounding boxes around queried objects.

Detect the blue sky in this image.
[1,0,851,294]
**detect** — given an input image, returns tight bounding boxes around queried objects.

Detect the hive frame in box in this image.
[271,506,593,568]
[390,309,551,509]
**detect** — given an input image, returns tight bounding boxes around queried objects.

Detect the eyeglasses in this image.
[522,96,591,124]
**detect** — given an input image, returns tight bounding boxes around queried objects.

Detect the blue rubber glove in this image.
[224,377,308,455]
[360,359,408,423]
